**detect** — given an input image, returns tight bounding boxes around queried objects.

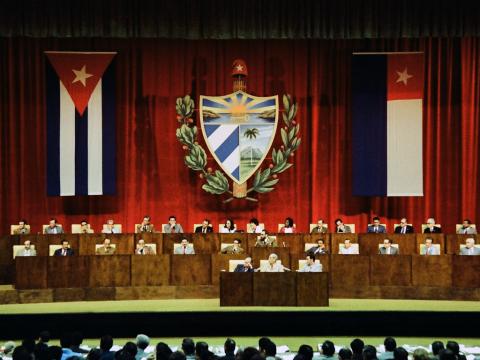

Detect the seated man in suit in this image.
[335,218,352,233]
[135,239,155,255]
[13,219,30,234]
[299,254,322,272]
[307,239,329,255]
[367,217,386,233]
[195,219,213,233]
[423,218,442,233]
[54,239,74,256]
[394,218,414,234]
[221,239,245,254]
[460,238,480,255]
[339,239,358,254]
[79,219,94,234]
[16,240,37,257]
[136,215,155,233]
[258,253,285,272]
[102,219,120,234]
[421,237,439,255]
[44,218,64,234]
[255,229,277,247]
[311,219,328,234]
[174,238,195,254]
[163,215,184,233]
[457,219,477,234]
[378,238,398,255]
[234,257,254,272]
[96,238,116,255]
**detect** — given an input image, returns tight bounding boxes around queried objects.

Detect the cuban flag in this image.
[352,52,424,196]
[45,52,116,196]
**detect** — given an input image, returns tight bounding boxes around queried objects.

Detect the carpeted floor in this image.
[0,298,480,314]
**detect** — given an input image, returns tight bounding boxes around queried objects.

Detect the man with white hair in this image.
[423,218,442,233]
[259,253,285,272]
[135,334,150,360]
[460,238,480,255]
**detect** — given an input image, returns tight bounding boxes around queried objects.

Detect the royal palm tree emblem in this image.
[243,128,259,165]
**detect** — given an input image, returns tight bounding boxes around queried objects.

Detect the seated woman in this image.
[220,218,236,233]
[279,217,296,233]
[247,218,263,233]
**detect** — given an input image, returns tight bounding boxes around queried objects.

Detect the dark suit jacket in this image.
[394,225,414,234]
[307,246,329,255]
[53,248,74,256]
[424,226,442,233]
[234,264,254,272]
[195,225,213,233]
[367,225,386,233]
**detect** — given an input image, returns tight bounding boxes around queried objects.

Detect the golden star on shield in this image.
[72,65,93,86]
[396,67,413,85]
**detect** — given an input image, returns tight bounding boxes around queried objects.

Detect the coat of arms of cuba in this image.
[175,59,301,203]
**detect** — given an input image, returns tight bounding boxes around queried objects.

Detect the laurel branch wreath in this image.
[175,94,300,201]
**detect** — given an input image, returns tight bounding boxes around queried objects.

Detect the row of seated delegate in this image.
[9,217,479,235]
[12,235,480,258]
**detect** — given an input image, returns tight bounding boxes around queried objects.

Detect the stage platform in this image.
[1,294,480,339]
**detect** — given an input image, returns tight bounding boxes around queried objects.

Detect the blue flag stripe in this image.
[102,63,116,195]
[75,109,89,195]
[352,55,388,196]
[215,127,239,162]
[46,62,61,196]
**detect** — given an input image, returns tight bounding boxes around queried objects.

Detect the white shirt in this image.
[260,263,284,272]
[220,227,236,233]
[283,227,293,233]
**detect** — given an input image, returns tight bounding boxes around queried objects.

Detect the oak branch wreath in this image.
[175,94,300,203]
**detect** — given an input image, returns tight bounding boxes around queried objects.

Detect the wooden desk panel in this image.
[220,272,253,306]
[416,234,446,254]
[211,254,247,285]
[15,257,47,289]
[359,234,416,255]
[330,255,369,288]
[275,234,304,254]
[250,248,291,269]
[79,234,134,255]
[189,234,216,254]
[296,272,329,306]
[331,234,359,255]
[88,255,131,287]
[170,254,211,285]
[47,256,89,288]
[253,272,296,306]
[446,235,477,255]
[370,255,412,286]
[412,255,452,287]
[0,235,16,284]
[131,255,170,286]
[452,255,480,288]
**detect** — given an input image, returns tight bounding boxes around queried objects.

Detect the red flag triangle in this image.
[45,51,116,116]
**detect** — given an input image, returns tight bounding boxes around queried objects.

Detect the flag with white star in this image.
[351,52,424,196]
[45,51,117,196]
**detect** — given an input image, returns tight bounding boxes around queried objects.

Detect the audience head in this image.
[61,239,69,249]
[317,219,324,227]
[285,217,294,227]
[138,239,145,247]
[350,339,364,356]
[23,240,32,249]
[258,338,271,354]
[250,218,259,226]
[264,340,277,357]
[431,341,445,356]
[462,219,472,226]
[181,338,195,356]
[383,239,392,247]
[224,338,236,355]
[143,215,151,224]
[107,219,115,225]
[446,341,460,355]
[344,239,351,248]
[103,238,111,246]
[71,331,84,347]
[202,219,210,227]
[244,257,252,266]
[81,220,88,226]
[241,347,260,360]
[169,351,186,360]
[268,253,278,264]
[226,218,235,230]
[100,335,113,352]
[21,338,35,355]
[156,343,173,360]
[427,218,436,226]
[372,217,381,225]
[339,348,353,360]
[425,237,433,246]
[465,237,475,248]
[393,347,408,360]
[19,219,27,226]
[38,331,50,343]
[384,337,396,352]
[168,216,176,225]
[195,341,212,360]
[59,333,72,349]
[123,342,138,357]
[399,218,408,227]
[3,341,16,355]
[335,218,343,226]
[136,334,150,350]
[438,349,456,360]
[413,349,429,360]
[306,254,315,265]
[362,345,377,360]
[12,346,33,360]
[297,345,313,360]
[321,341,335,357]
[49,218,57,227]
[180,238,189,247]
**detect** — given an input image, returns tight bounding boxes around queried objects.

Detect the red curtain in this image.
[1,37,479,234]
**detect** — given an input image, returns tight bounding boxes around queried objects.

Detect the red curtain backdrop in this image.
[1,37,479,234]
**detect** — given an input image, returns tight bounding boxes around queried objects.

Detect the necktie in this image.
[464,228,468,234]
[203,228,206,233]
[183,246,186,254]
[171,226,175,233]
[140,248,144,255]
[62,249,66,256]
[375,227,378,233]
[426,248,430,256]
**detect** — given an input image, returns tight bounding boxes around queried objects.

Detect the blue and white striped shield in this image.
[199,91,279,184]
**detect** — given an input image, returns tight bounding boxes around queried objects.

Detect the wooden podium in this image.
[219,272,329,307]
